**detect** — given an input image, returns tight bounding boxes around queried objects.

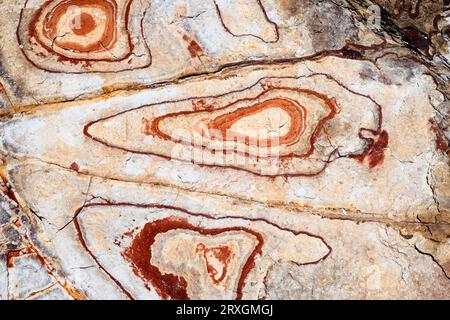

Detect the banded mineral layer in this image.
[0,0,449,300]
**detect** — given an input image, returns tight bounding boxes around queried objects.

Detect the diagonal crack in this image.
[426,166,441,216]
[414,244,450,280]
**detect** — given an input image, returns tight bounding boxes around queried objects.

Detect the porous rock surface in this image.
[0,0,449,300]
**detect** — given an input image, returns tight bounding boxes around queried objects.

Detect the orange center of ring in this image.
[71,12,97,36]
[197,98,306,147]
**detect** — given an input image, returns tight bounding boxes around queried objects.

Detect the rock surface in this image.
[0,0,448,300]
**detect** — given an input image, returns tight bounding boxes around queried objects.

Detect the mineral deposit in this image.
[0,0,448,300]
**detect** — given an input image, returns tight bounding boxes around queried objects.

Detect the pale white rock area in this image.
[0,0,448,300]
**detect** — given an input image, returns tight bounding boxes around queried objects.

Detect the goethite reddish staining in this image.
[192,97,306,148]
[29,0,119,54]
[196,243,233,285]
[351,130,389,169]
[123,216,263,300]
[73,202,332,300]
[70,12,97,36]
[182,34,204,59]
[84,75,388,176]
[18,0,151,72]
[153,94,310,150]
[85,83,336,166]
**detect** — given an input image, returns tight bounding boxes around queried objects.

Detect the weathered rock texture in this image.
[0,0,448,300]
